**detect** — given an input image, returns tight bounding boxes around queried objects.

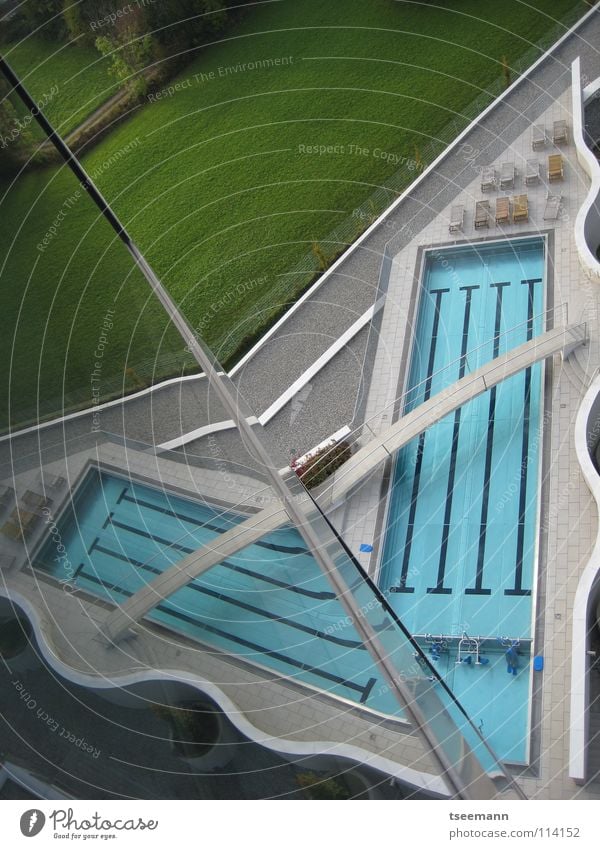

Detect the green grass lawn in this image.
[2,35,119,135]
[0,0,587,428]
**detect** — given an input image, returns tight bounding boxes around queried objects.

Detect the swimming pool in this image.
[379,236,546,763]
[34,467,401,715]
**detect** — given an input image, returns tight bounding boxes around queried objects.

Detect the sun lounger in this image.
[449,204,464,233]
[0,521,23,541]
[548,154,564,182]
[0,554,16,570]
[495,196,510,225]
[552,120,568,145]
[0,484,14,506]
[543,193,562,221]
[15,508,40,530]
[0,507,39,540]
[513,194,529,223]
[499,162,515,190]
[21,490,51,511]
[525,159,540,185]
[532,125,546,150]
[474,200,490,229]
[480,167,496,192]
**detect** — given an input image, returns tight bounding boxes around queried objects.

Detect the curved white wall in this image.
[0,589,448,797]
[572,58,600,281]
[570,375,600,781]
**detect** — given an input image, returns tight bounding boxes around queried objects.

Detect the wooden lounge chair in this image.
[495,196,510,225]
[474,200,490,229]
[21,490,51,515]
[499,162,515,190]
[552,120,568,145]
[0,507,39,540]
[480,167,496,192]
[543,193,562,221]
[513,194,529,223]
[548,154,564,182]
[449,204,464,233]
[0,521,23,541]
[532,124,546,150]
[525,159,540,185]
[15,508,40,531]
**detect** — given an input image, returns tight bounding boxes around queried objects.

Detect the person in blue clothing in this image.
[506,645,519,675]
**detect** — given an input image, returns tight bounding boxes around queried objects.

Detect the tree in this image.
[21,0,66,40]
[62,1,129,45]
[296,772,351,800]
[0,77,33,174]
[62,0,88,42]
[146,0,229,54]
[95,8,155,97]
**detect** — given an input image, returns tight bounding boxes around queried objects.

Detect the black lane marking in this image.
[116,487,128,505]
[428,285,479,594]
[87,536,100,555]
[120,492,308,556]
[505,278,542,597]
[107,517,334,600]
[396,288,449,593]
[361,677,377,703]
[466,282,511,596]
[102,512,114,530]
[78,570,376,701]
[91,542,363,650]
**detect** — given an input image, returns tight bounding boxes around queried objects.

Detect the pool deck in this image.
[1,8,600,800]
[331,79,600,799]
[0,436,446,796]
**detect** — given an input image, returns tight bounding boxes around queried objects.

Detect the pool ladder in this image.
[456,632,489,666]
[424,634,448,661]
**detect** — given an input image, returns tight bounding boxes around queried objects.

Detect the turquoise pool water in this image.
[35,468,401,714]
[379,236,545,763]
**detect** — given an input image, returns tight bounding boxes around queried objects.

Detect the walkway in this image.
[103,321,586,643]
[319,324,587,509]
[103,500,288,642]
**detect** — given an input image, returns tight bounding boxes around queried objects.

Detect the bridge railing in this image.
[294,303,576,491]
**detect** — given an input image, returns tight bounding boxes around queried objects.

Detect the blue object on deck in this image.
[359,543,374,553]
[506,646,519,675]
[533,655,544,672]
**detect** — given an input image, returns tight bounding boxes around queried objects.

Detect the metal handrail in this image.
[297,304,577,486]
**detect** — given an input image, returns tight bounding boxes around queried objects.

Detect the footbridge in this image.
[104,320,586,643]
[317,321,587,510]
